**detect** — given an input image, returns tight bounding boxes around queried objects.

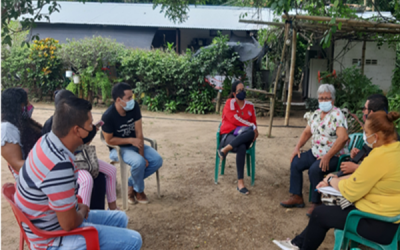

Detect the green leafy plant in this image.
[186,87,215,114]
[164,100,180,113]
[388,94,400,133]
[305,98,319,112]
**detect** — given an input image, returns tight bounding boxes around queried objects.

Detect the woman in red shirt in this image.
[218,80,258,195]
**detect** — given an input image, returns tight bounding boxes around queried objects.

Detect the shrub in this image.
[1,37,65,97]
[60,36,125,102]
[119,33,242,113]
[388,94,400,133]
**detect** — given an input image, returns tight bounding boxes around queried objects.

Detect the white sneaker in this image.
[273,239,299,250]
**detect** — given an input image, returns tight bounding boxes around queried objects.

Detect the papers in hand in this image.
[318,186,343,197]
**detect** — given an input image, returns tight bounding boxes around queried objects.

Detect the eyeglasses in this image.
[318,97,332,102]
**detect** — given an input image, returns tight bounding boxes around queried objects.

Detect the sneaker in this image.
[273,239,299,250]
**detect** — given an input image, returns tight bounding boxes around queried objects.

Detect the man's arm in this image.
[134,119,145,157]
[102,131,142,149]
[56,204,88,231]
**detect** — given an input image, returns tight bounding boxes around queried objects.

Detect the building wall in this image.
[333,40,395,93]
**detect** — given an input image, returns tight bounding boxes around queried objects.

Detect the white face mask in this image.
[363,131,377,148]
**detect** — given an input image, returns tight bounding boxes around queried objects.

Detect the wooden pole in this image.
[216,90,222,113]
[361,39,367,75]
[283,15,400,29]
[281,54,290,101]
[239,19,400,34]
[284,29,297,126]
[268,22,290,137]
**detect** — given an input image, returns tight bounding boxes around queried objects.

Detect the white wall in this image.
[333,40,396,93]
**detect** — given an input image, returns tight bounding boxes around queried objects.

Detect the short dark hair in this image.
[54,90,75,107]
[52,97,92,138]
[367,94,389,112]
[112,82,132,101]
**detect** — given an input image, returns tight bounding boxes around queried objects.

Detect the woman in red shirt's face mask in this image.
[218,80,258,195]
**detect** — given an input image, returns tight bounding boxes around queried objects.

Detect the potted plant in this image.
[66,70,73,78]
[73,73,80,84]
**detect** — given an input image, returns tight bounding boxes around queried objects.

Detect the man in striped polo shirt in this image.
[15,97,142,250]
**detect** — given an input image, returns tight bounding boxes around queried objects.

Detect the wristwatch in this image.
[327,176,334,187]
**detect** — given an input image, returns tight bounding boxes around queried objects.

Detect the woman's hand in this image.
[253,128,259,142]
[318,154,332,172]
[290,147,301,163]
[350,148,360,158]
[323,173,337,182]
[316,180,329,190]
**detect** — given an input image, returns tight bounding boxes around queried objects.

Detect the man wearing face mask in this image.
[339,94,400,175]
[102,82,163,204]
[280,84,349,217]
[15,97,142,250]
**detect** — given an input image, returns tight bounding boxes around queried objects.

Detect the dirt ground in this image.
[1,103,339,250]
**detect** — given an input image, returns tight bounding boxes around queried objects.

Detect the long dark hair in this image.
[228,80,243,98]
[1,88,43,158]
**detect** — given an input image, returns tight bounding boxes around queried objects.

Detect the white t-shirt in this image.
[1,122,23,179]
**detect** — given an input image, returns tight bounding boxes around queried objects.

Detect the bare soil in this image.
[2,103,339,250]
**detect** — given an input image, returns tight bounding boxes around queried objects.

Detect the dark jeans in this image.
[292,205,400,250]
[220,128,254,179]
[290,149,338,203]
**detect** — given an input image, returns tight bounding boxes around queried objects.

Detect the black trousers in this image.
[80,173,106,210]
[220,128,254,179]
[292,205,399,250]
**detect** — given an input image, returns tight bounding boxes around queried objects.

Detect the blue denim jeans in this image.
[47,210,142,250]
[289,149,339,203]
[110,144,163,193]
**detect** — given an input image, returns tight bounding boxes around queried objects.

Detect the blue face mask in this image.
[121,99,135,111]
[319,101,332,112]
[236,91,246,101]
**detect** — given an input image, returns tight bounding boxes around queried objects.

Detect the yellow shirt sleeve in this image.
[339,149,388,203]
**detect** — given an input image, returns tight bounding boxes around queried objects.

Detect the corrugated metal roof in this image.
[22,2,393,31]
[22,2,278,31]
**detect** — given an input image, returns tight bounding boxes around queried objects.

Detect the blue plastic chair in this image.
[334,210,400,250]
[214,124,256,186]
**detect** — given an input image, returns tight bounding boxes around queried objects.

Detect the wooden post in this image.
[215,90,222,113]
[268,22,290,137]
[361,39,366,75]
[281,53,290,101]
[284,29,297,126]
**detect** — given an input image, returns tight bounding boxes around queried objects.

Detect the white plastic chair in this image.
[100,131,161,210]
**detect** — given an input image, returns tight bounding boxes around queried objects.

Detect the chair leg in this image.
[246,154,251,177]
[156,170,161,198]
[19,231,24,250]
[221,159,226,175]
[215,152,220,184]
[251,151,256,186]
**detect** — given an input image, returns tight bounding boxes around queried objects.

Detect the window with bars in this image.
[352,59,378,65]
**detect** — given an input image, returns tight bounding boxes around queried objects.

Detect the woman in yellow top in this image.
[273,111,400,250]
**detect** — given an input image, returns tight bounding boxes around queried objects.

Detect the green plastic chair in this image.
[309,133,364,202]
[333,210,400,250]
[214,124,256,186]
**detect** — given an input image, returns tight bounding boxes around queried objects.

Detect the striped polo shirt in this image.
[14,131,79,250]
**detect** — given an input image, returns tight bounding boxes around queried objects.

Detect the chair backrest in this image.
[348,133,364,151]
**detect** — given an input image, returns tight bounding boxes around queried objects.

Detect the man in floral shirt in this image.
[280,84,349,216]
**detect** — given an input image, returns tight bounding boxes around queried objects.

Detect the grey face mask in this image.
[363,131,376,148]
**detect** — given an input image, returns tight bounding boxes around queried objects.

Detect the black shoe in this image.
[218,149,226,160]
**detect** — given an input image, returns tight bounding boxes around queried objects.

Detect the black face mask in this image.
[236,91,246,100]
[82,125,97,144]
